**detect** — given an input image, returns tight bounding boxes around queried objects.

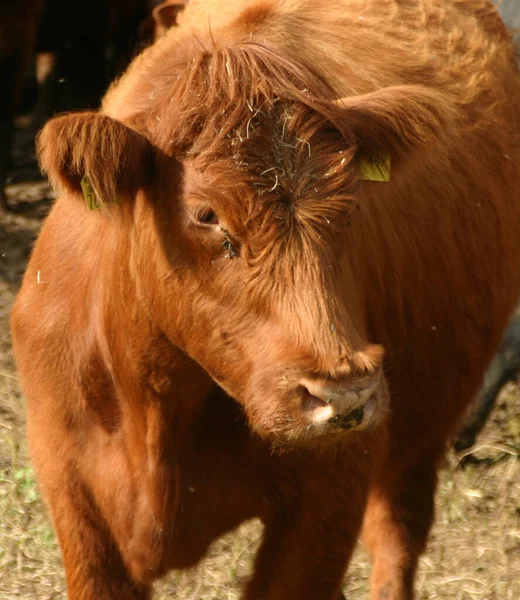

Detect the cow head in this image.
[38,46,453,445]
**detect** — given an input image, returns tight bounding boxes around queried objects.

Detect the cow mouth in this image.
[242,370,388,443]
[327,395,380,431]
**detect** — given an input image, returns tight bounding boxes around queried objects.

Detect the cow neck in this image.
[91,217,214,441]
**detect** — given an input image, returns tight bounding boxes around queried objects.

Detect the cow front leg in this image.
[244,447,377,600]
[363,452,439,600]
[244,511,359,600]
[41,474,151,600]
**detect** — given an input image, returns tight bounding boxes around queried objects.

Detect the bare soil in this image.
[0,181,519,600]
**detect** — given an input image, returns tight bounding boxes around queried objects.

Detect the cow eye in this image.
[195,207,219,225]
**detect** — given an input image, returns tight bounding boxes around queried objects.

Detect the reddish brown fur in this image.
[11,1,520,599]
[37,112,154,204]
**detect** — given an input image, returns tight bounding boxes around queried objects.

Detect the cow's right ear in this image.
[37,112,154,208]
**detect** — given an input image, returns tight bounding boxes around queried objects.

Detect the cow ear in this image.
[335,85,456,177]
[37,112,154,208]
[152,2,185,35]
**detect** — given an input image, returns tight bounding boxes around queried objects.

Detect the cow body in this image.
[11,1,520,599]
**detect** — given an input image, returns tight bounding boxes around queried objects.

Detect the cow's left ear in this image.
[37,112,154,207]
[335,85,456,170]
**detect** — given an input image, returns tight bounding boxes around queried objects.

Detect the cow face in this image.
[38,50,453,444]
[139,154,387,444]
[150,107,392,444]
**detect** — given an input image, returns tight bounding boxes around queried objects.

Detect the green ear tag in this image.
[359,153,391,182]
[80,175,102,210]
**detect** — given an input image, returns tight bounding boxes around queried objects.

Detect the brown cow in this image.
[11,1,520,599]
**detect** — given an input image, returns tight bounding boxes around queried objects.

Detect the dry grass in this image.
[0,187,519,599]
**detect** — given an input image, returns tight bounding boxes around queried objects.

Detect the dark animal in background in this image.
[455,306,520,453]
[11,1,520,599]
[0,1,44,211]
[0,0,156,212]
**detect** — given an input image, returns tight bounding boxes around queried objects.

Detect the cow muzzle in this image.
[298,371,385,434]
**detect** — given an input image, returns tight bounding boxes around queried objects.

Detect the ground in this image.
[0,182,519,600]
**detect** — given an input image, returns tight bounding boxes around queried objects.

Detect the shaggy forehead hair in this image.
[142,43,361,245]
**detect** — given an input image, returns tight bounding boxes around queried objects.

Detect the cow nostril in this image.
[301,388,330,412]
[299,386,335,425]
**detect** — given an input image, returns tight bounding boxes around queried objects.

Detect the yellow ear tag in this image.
[359,153,391,182]
[80,175,102,210]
